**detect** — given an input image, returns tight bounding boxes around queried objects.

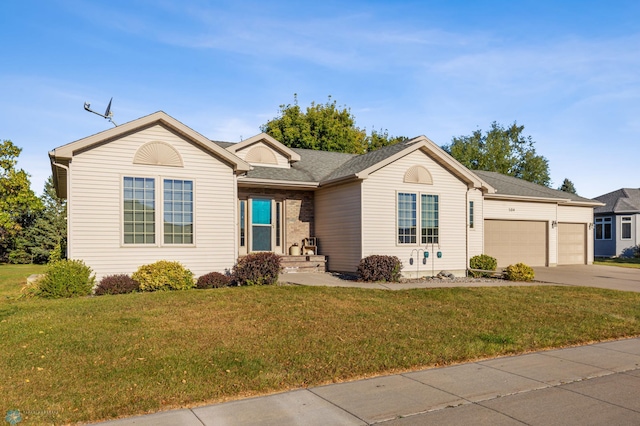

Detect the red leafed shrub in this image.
[233,252,282,286]
[357,255,403,282]
[94,274,139,295]
[196,272,231,289]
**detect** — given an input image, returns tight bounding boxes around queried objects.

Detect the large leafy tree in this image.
[558,178,577,194]
[260,95,405,154]
[443,122,551,186]
[0,139,43,261]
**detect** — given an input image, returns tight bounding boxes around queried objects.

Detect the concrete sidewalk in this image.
[95,337,640,425]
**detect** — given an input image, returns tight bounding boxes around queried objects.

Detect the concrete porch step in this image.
[281,255,327,273]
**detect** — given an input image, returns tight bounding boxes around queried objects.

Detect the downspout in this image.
[50,159,70,258]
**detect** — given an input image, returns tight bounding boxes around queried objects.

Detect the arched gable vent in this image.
[245,145,278,165]
[404,165,433,184]
[133,141,184,167]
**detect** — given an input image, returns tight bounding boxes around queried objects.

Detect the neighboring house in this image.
[593,188,640,257]
[49,111,602,279]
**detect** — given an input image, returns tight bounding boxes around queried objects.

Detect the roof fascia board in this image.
[486,193,604,206]
[237,177,319,190]
[227,133,301,162]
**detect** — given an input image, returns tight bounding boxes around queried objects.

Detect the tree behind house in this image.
[558,178,577,194]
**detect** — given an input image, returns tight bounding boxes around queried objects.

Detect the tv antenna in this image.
[84,97,117,126]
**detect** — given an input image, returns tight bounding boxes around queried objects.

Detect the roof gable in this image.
[50,111,250,172]
[226,133,301,165]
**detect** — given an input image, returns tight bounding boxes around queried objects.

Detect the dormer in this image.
[226,133,301,169]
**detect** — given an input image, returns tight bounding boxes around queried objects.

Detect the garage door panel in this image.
[558,223,586,265]
[485,220,547,267]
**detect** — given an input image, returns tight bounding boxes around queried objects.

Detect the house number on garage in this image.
[509,208,516,212]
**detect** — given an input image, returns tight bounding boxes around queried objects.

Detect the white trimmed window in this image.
[621,216,632,240]
[595,217,612,240]
[123,177,194,245]
[398,192,439,244]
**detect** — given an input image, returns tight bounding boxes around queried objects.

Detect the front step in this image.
[281,255,327,273]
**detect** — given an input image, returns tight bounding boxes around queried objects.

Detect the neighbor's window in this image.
[163,179,193,244]
[123,177,155,244]
[398,193,417,244]
[469,201,474,229]
[421,194,439,244]
[595,217,612,240]
[621,216,632,240]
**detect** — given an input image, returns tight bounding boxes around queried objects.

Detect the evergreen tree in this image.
[558,178,577,194]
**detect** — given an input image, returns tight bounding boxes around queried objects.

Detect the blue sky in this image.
[1,0,639,198]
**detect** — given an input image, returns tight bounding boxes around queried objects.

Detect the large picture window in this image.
[398,193,417,244]
[123,177,194,245]
[123,177,155,244]
[595,217,612,240]
[163,179,193,244]
[421,194,439,244]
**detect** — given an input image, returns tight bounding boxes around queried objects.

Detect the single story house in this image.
[49,111,602,279]
[593,188,640,257]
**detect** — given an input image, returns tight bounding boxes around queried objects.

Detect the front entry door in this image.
[251,198,272,251]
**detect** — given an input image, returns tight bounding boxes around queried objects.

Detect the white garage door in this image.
[558,223,586,265]
[485,220,548,267]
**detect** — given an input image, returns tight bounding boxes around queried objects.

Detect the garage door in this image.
[485,220,548,267]
[558,223,586,265]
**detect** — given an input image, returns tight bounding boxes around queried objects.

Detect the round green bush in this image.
[469,254,498,277]
[37,259,95,298]
[132,261,195,291]
[503,263,535,282]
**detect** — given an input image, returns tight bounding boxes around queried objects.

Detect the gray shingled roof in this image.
[594,188,640,213]
[474,171,599,204]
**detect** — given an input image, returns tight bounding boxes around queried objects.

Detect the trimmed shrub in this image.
[357,255,402,282]
[196,272,231,289]
[94,274,140,295]
[469,254,498,278]
[132,261,195,291]
[37,259,95,298]
[504,263,535,282]
[233,252,282,286]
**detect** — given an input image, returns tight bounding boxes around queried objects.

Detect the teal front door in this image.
[251,198,272,251]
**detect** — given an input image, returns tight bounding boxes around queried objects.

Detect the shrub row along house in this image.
[49,112,602,280]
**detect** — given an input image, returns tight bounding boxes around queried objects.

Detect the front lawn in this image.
[594,257,640,269]
[2,264,640,424]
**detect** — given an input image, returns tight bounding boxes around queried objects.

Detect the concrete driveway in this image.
[533,264,640,292]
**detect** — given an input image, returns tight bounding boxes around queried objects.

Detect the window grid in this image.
[595,217,612,240]
[123,177,155,244]
[421,194,439,244]
[398,193,417,244]
[163,179,194,244]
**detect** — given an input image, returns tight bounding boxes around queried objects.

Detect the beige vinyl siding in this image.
[467,188,484,259]
[484,198,557,265]
[315,182,362,272]
[558,205,595,264]
[233,141,290,168]
[362,150,469,277]
[68,124,237,280]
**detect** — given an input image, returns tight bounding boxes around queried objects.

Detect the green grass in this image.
[2,264,640,424]
[594,257,640,269]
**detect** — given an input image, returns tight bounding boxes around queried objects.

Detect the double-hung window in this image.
[398,192,439,244]
[595,217,612,240]
[621,217,632,240]
[124,177,194,245]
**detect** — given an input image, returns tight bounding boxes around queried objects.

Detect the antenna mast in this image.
[84,97,117,126]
